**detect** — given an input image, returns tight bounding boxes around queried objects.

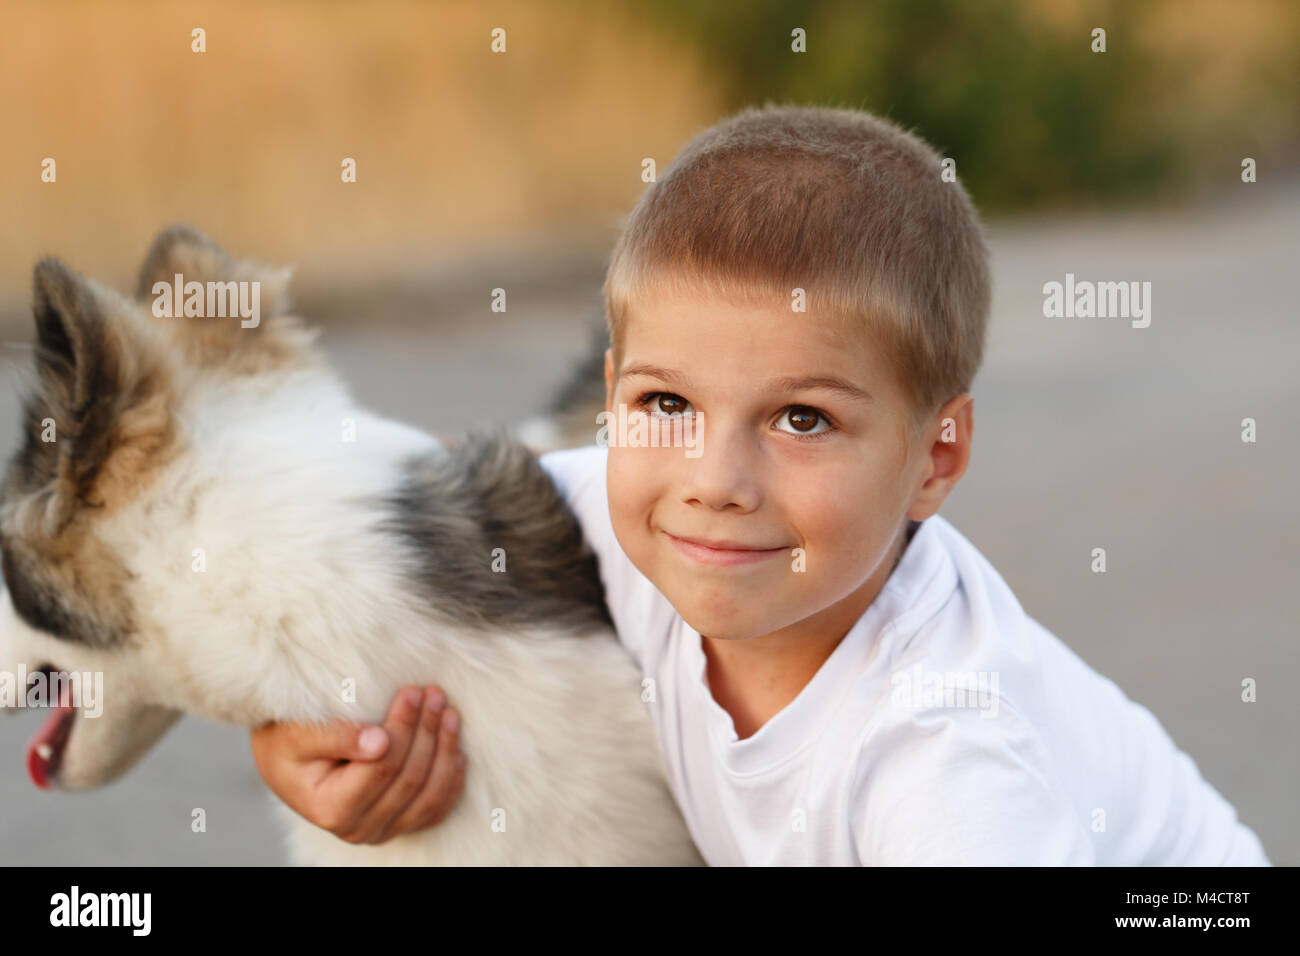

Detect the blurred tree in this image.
[650,0,1296,212]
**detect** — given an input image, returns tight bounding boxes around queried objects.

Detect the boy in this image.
[252,104,1270,865]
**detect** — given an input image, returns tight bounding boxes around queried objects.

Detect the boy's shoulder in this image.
[839,516,1101,862]
[845,513,1269,865]
[537,443,671,669]
[537,443,610,534]
[849,693,1095,863]
[861,510,1075,746]
[537,441,607,486]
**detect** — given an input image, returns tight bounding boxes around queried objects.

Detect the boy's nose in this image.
[676,427,762,513]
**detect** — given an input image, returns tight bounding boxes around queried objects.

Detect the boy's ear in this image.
[906,394,973,524]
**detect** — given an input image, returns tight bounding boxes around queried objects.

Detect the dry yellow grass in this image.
[0,0,724,298]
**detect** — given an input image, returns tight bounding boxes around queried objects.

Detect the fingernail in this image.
[359,727,386,756]
[426,688,446,712]
[443,710,459,733]
[403,687,423,708]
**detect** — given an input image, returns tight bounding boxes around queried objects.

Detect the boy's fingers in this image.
[403,705,464,833]
[249,717,389,808]
[316,687,426,836]
[285,718,390,764]
[361,688,448,844]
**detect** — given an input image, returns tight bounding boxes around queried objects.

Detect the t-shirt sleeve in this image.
[852,698,1096,865]
[537,444,609,556]
[537,444,668,670]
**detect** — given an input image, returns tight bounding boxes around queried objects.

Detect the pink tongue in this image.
[27,680,74,790]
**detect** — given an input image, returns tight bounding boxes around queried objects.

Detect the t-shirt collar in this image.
[683,514,958,776]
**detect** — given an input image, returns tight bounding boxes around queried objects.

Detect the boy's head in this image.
[600,104,990,643]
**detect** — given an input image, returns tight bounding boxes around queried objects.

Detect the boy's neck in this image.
[701,519,919,740]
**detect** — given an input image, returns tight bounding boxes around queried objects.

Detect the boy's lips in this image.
[663,531,788,567]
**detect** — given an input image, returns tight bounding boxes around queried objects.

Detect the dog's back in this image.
[292,429,702,865]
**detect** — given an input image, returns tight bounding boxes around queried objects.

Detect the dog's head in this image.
[0,226,399,791]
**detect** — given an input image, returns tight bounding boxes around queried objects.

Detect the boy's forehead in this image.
[617,301,904,411]
[621,291,885,370]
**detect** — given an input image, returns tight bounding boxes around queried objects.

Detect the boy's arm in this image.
[853,701,1095,865]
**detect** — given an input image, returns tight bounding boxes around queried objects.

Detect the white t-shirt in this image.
[539,444,1271,866]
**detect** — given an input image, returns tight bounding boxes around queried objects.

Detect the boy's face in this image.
[603,288,959,643]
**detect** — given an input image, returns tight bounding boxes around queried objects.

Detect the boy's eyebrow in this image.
[768,375,874,404]
[619,363,873,404]
[619,362,700,390]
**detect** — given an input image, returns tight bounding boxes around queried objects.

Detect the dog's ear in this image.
[27,258,176,531]
[136,224,294,319]
[134,225,313,373]
[33,258,116,428]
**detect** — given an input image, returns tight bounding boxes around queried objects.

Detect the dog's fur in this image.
[0,226,702,865]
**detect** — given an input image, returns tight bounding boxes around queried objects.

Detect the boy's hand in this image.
[249,685,466,845]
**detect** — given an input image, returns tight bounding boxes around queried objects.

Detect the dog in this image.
[0,226,702,866]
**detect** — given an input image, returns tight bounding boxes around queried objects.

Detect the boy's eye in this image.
[639,392,694,416]
[774,406,831,436]
[634,392,833,437]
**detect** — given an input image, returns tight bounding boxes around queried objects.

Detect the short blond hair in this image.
[603,103,991,438]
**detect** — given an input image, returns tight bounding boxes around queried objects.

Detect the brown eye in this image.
[652,394,691,415]
[776,406,831,436]
[787,408,818,431]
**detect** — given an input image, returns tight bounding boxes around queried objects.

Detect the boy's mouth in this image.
[663,531,787,568]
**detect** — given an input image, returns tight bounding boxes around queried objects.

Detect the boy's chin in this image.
[656,567,796,641]
[677,606,770,642]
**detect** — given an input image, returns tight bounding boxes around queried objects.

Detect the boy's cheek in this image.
[605,448,646,505]
[786,524,890,595]
[606,497,663,586]
[607,455,666,538]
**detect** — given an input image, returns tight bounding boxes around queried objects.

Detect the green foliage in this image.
[649,0,1257,213]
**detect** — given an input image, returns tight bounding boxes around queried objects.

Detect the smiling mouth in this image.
[663,531,788,568]
[26,665,76,790]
